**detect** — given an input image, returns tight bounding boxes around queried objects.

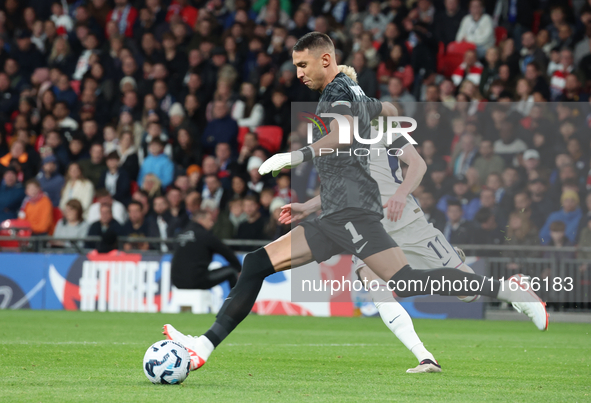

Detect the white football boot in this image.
[163,324,210,370]
[406,359,442,373]
[504,274,549,331]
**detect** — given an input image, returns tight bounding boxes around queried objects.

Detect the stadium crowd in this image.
[0,0,590,257]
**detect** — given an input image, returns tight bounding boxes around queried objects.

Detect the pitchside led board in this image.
[0,252,484,319]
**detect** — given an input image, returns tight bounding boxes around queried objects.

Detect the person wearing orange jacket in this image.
[18,179,54,235]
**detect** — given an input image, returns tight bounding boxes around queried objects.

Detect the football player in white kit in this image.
[279,65,480,374]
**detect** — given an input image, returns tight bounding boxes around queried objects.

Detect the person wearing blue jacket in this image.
[539,190,582,245]
[0,168,25,222]
[201,100,238,155]
[36,155,64,207]
[137,137,174,189]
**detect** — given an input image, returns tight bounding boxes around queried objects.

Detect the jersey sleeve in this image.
[328,99,354,116]
[390,134,411,149]
[366,97,383,119]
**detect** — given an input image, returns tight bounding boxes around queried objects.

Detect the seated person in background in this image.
[122,200,151,251]
[0,168,25,222]
[539,190,582,245]
[443,200,471,244]
[52,199,88,248]
[78,143,107,189]
[18,179,54,235]
[138,136,174,189]
[86,203,124,251]
[87,189,128,225]
[235,194,268,249]
[543,220,575,261]
[171,209,242,290]
[98,151,131,206]
[36,155,64,207]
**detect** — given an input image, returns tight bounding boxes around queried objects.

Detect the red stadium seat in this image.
[532,10,542,34]
[0,219,33,250]
[255,126,283,154]
[237,126,250,151]
[495,26,508,45]
[130,181,139,195]
[51,207,63,235]
[439,53,464,78]
[446,41,476,55]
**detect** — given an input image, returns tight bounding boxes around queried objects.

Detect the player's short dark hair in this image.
[293,32,334,53]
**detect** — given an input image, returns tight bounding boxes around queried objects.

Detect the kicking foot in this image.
[163,324,208,370]
[504,274,549,331]
[406,359,442,373]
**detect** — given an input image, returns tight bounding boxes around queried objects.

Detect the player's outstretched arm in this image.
[380,101,399,117]
[259,116,354,177]
[278,195,321,225]
[383,143,427,222]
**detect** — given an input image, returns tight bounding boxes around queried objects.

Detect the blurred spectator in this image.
[437,174,475,214]
[455,0,494,58]
[465,187,500,222]
[236,194,267,248]
[363,1,389,40]
[380,77,416,117]
[86,203,124,251]
[443,200,471,244]
[79,143,107,189]
[172,127,201,171]
[528,178,554,227]
[1,141,36,181]
[117,131,140,181]
[166,186,189,237]
[452,133,478,176]
[232,82,264,131]
[265,197,290,239]
[578,217,591,260]
[12,29,46,79]
[52,199,89,248]
[60,162,95,218]
[472,140,505,185]
[504,212,541,254]
[549,49,574,101]
[36,155,64,207]
[18,179,53,235]
[122,200,150,250]
[87,189,128,226]
[435,0,466,46]
[493,114,528,165]
[0,168,25,222]
[184,190,202,219]
[418,189,446,232]
[471,207,503,253]
[452,49,483,87]
[44,131,70,174]
[202,174,231,211]
[544,220,575,260]
[201,100,238,155]
[377,44,413,94]
[147,195,173,252]
[351,51,378,98]
[138,137,174,188]
[539,190,582,245]
[106,0,138,39]
[99,151,131,206]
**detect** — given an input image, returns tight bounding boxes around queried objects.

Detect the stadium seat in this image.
[495,26,508,45]
[130,180,139,195]
[237,126,250,151]
[446,41,476,55]
[51,207,63,235]
[0,219,33,250]
[532,10,542,34]
[439,53,465,78]
[255,126,283,154]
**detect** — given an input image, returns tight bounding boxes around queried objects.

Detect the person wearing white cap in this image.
[246,156,265,194]
[522,149,541,177]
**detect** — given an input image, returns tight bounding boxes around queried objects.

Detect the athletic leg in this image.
[357,265,439,372]
[164,226,316,369]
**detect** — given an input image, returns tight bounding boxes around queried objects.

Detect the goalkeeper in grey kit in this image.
[163,32,548,373]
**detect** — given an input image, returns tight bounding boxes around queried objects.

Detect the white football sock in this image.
[371,287,436,363]
[198,335,215,360]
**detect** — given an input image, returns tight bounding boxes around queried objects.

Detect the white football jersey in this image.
[368,130,424,232]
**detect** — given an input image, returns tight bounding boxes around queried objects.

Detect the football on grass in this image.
[143,340,191,384]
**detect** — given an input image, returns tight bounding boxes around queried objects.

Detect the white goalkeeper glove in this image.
[258,147,314,177]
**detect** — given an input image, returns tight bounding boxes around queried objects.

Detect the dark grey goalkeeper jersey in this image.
[313,72,383,218]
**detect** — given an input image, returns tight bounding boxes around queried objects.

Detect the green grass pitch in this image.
[0,310,589,402]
